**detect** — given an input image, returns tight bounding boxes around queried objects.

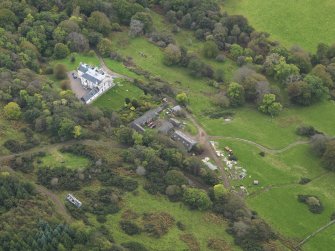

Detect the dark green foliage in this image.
[98,169,138,191]
[54,64,67,80]
[121,241,148,251]
[299,177,311,185]
[322,140,335,171]
[296,125,318,137]
[37,167,84,190]
[119,220,142,235]
[0,175,35,211]
[298,195,324,214]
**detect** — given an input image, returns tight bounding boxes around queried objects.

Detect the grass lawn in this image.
[93,79,144,110]
[223,0,335,52]
[52,52,100,71]
[37,149,90,170]
[89,186,240,251]
[103,58,144,80]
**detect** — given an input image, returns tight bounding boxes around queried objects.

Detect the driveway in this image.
[67,71,88,99]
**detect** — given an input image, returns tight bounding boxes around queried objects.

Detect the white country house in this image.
[77,63,116,104]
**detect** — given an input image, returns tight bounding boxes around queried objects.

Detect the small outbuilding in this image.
[66,194,82,208]
[171,130,197,151]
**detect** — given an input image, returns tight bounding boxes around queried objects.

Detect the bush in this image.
[143,212,175,237]
[120,220,141,235]
[296,125,318,137]
[298,195,324,214]
[121,242,148,251]
[60,80,71,90]
[4,140,25,153]
[299,177,311,185]
[259,152,265,157]
[176,221,186,231]
[54,64,67,80]
[96,215,107,223]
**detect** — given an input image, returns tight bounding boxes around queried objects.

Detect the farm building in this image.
[77,63,116,104]
[171,105,182,113]
[131,104,167,132]
[158,121,174,134]
[169,118,182,127]
[171,130,197,151]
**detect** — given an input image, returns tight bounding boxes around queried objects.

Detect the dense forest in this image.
[1,0,335,250]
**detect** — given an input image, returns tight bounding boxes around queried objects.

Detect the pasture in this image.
[203,101,335,149]
[223,0,335,52]
[216,137,335,250]
[87,185,240,251]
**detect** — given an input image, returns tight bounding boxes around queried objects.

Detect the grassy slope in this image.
[223,0,335,52]
[204,101,335,149]
[216,138,335,249]
[0,106,26,155]
[90,186,240,251]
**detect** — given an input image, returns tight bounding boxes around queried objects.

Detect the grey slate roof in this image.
[78,64,89,74]
[171,130,197,151]
[81,73,102,85]
[81,87,99,103]
[132,106,164,126]
[158,121,174,134]
[172,105,182,113]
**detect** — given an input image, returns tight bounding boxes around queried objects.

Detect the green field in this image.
[224,0,335,51]
[215,137,335,250]
[37,149,90,170]
[202,101,335,149]
[87,186,240,251]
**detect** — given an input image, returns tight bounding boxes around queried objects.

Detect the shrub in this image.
[259,152,265,157]
[121,242,148,251]
[296,125,318,137]
[298,195,324,214]
[299,177,311,185]
[54,64,67,80]
[96,215,107,223]
[143,212,175,237]
[60,80,71,90]
[4,102,21,120]
[119,220,141,235]
[4,140,25,153]
[176,221,186,231]
[183,188,213,211]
